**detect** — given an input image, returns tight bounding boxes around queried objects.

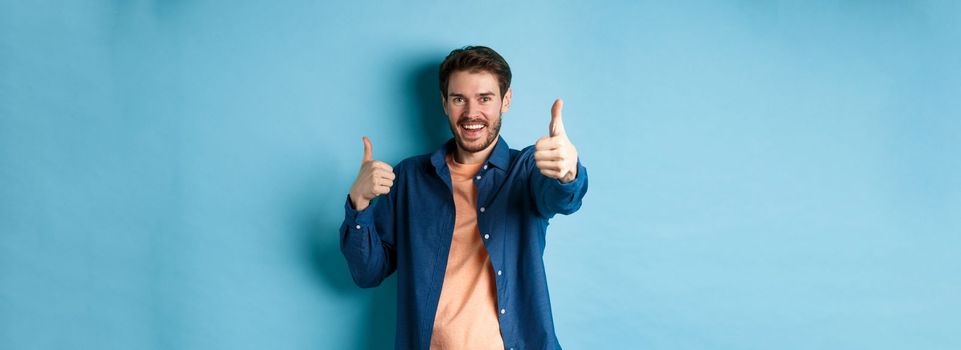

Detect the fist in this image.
[349,136,395,211]
[534,99,579,183]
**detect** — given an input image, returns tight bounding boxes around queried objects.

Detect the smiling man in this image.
[339,46,588,350]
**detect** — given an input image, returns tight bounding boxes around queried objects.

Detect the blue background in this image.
[2,1,959,349]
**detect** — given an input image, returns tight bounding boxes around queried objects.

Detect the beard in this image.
[449,112,502,153]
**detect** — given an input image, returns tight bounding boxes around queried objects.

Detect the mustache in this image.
[457,117,488,125]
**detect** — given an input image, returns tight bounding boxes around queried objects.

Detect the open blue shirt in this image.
[340,136,588,350]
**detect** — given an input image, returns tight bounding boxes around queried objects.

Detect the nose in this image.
[464,100,482,118]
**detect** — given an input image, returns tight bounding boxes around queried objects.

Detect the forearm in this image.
[339,196,395,288]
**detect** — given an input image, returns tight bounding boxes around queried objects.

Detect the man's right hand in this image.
[349,136,395,211]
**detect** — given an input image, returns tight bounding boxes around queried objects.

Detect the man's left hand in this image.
[535,98,578,183]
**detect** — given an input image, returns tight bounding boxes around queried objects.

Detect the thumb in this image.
[362,136,373,162]
[549,98,566,137]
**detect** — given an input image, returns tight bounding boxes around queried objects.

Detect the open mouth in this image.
[459,121,487,139]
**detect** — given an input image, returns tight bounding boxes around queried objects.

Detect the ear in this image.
[441,93,449,116]
[501,88,512,113]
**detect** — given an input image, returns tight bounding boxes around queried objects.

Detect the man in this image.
[340,46,588,350]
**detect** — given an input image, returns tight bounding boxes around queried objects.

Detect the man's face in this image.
[443,70,512,154]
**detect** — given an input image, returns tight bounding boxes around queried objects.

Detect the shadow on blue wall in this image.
[411,61,451,152]
[301,59,448,349]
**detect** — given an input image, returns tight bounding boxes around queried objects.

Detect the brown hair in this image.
[439,46,512,99]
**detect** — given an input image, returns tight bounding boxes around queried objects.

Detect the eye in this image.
[481,96,492,103]
[453,97,464,104]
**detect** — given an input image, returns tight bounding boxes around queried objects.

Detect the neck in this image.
[453,136,498,164]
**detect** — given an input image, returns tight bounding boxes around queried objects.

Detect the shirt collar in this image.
[431,136,510,172]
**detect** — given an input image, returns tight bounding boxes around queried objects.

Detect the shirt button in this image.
[355,225,361,230]
[480,207,485,213]
[484,234,490,240]
[497,270,502,276]
[484,164,488,170]
[475,175,482,180]
[500,308,506,315]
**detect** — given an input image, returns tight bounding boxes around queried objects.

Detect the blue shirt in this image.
[340,136,588,350]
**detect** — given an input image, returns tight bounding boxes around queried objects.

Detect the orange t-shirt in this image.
[429,154,504,350]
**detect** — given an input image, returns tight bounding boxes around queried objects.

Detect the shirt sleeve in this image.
[529,157,589,219]
[339,191,397,288]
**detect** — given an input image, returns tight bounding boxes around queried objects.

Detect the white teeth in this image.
[463,124,484,130]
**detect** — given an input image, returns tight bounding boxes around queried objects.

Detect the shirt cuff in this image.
[343,195,376,226]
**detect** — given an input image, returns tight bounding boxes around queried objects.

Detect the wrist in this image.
[349,192,370,211]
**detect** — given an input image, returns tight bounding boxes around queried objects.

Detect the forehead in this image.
[447,70,500,96]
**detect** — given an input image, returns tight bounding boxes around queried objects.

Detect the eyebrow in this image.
[448,92,496,98]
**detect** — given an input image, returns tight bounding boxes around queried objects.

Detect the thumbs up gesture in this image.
[349,136,396,211]
[534,99,579,183]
